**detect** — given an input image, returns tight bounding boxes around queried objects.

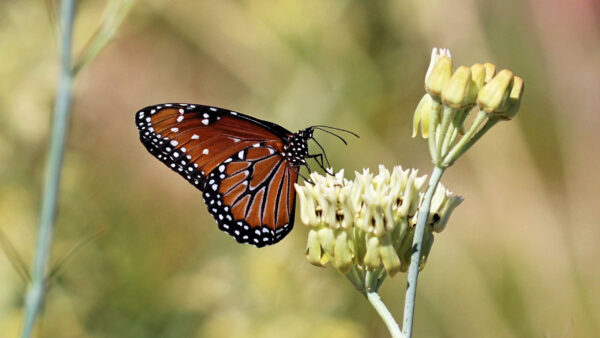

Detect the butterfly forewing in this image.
[135,103,301,247]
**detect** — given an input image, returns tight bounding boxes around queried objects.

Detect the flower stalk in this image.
[367,292,403,338]
[401,166,444,337]
[296,166,460,337]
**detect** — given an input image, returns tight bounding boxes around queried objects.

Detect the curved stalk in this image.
[367,292,403,338]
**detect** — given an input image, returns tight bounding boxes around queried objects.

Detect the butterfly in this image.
[135,103,356,247]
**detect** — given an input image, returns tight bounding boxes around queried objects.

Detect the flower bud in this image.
[306,229,327,266]
[497,75,524,120]
[414,183,463,233]
[432,195,463,233]
[477,69,514,114]
[419,231,435,269]
[364,235,382,269]
[483,63,496,83]
[332,229,353,273]
[468,63,486,101]
[425,48,453,101]
[379,234,402,276]
[412,94,441,139]
[470,63,486,88]
[441,66,473,108]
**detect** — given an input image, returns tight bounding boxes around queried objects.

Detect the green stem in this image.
[427,101,441,164]
[346,266,365,293]
[401,166,445,338]
[435,106,454,161]
[442,111,496,166]
[21,0,75,337]
[367,292,403,338]
[73,0,136,75]
[440,119,456,156]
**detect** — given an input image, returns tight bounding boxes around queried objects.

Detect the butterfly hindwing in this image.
[202,143,298,247]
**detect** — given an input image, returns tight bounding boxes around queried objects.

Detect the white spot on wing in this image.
[203,148,209,155]
[191,134,199,140]
[202,119,209,125]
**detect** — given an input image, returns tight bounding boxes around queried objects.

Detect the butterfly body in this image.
[135,103,312,247]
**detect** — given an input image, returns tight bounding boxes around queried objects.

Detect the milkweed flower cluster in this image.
[413,48,524,167]
[295,48,523,337]
[295,166,462,284]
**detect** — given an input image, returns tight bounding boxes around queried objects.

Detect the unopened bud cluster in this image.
[295,166,462,283]
[413,48,524,167]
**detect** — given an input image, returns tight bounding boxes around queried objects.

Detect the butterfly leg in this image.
[290,165,313,184]
[308,153,334,176]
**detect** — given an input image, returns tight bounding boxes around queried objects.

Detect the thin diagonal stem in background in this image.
[21,0,76,337]
[402,166,445,338]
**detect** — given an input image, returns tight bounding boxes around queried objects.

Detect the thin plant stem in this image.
[402,166,445,338]
[435,106,453,161]
[367,292,403,338]
[443,114,499,166]
[346,266,365,293]
[73,0,136,75]
[21,0,75,337]
[0,228,31,284]
[427,101,440,164]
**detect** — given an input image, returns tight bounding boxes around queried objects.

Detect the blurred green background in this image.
[1,0,599,337]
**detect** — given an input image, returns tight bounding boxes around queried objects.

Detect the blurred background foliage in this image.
[1,0,599,337]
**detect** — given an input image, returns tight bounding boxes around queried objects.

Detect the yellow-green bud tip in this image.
[412,94,441,139]
[499,76,524,120]
[477,69,514,114]
[441,66,473,108]
[483,63,496,83]
[425,48,453,101]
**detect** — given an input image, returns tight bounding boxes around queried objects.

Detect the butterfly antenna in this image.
[312,125,360,139]
[313,127,348,145]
